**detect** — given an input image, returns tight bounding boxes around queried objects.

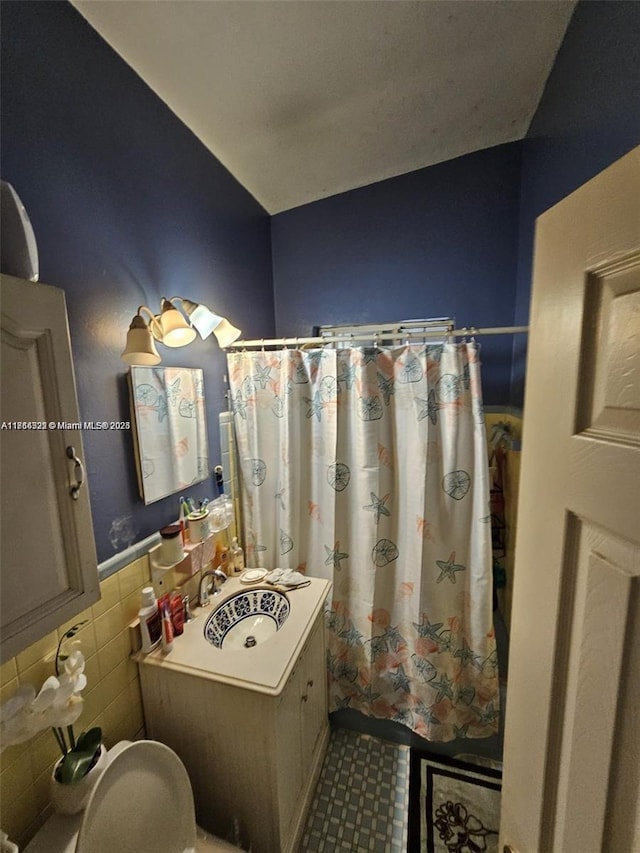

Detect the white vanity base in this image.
[137,578,331,853]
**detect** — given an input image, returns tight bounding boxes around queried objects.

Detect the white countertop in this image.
[135,576,331,696]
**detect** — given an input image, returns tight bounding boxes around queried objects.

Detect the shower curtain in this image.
[227,343,499,742]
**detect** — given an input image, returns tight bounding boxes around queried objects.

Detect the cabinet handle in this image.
[301,694,308,703]
[66,446,85,500]
[307,679,314,688]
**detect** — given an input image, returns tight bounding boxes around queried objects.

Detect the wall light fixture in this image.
[121,297,241,365]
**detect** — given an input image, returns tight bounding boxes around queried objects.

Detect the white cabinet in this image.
[275,615,328,846]
[0,274,99,663]
[139,610,329,853]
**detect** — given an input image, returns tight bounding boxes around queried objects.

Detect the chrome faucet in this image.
[199,569,227,607]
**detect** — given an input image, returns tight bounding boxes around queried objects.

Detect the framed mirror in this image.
[129,366,209,504]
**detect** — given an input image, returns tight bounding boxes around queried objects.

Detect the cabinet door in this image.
[300,619,328,776]
[275,663,305,844]
[1,274,99,662]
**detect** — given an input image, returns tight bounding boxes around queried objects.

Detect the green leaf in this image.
[56,747,99,784]
[76,727,102,753]
[55,728,102,785]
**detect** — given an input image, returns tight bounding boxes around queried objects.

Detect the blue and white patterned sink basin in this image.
[204,589,290,650]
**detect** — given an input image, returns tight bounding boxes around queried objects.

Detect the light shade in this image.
[213,318,242,348]
[181,298,241,347]
[121,315,161,365]
[181,299,221,339]
[157,299,197,348]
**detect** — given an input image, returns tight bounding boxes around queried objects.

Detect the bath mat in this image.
[407,752,502,853]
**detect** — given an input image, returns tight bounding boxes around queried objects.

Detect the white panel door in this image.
[500,147,640,852]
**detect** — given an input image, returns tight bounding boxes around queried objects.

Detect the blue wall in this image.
[271,0,640,411]
[511,0,640,404]
[1,1,274,562]
[271,143,523,406]
[3,0,638,560]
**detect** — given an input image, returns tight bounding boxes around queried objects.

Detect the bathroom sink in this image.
[204,589,290,650]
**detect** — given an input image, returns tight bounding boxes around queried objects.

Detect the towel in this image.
[265,568,310,589]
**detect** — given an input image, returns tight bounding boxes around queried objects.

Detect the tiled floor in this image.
[299,727,410,853]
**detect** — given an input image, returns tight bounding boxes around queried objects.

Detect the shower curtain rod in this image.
[225,325,529,350]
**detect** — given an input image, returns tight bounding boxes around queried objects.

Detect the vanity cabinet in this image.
[0,274,99,663]
[138,609,329,853]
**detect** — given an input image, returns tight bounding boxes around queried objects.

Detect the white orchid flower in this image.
[0,621,95,767]
[61,649,87,694]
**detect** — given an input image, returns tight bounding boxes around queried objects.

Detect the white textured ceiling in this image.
[72,0,575,214]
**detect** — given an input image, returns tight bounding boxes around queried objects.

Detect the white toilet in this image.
[24,740,241,853]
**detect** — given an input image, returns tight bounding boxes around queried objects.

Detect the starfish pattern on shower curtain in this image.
[227,343,499,742]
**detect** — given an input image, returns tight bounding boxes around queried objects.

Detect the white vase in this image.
[50,744,108,815]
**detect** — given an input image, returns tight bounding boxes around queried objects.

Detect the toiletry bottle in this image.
[170,593,185,636]
[230,537,245,576]
[218,546,229,576]
[139,587,162,653]
[161,602,174,653]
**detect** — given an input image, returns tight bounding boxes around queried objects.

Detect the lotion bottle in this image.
[139,587,162,653]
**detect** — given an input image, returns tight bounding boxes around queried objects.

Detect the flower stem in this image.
[67,724,76,750]
[52,726,68,757]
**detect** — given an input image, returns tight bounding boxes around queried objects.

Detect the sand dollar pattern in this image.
[135,383,158,406]
[271,395,285,417]
[178,397,195,418]
[372,538,399,567]
[319,375,338,402]
[436,373,461,402]
[249,458,267,486]
[358,395,383,421]
[280,529,294,554]
[442,469,471,500]
[397,351,423,383]
[327,461,351,492]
